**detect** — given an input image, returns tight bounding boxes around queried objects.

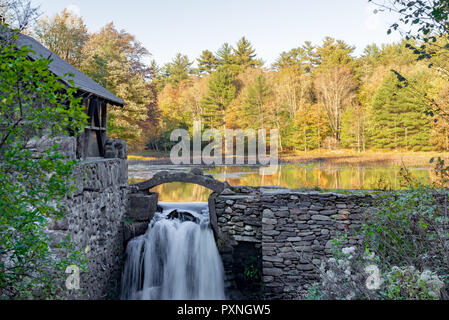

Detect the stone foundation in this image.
[123,193,158,243]
[48,158,128,299]
[214,186,375,299]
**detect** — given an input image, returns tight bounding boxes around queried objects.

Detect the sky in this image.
[30,0,402,67]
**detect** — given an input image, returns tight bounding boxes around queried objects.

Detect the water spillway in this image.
[120,202,226,300]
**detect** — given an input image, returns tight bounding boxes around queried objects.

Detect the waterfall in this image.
[120,202,226,300]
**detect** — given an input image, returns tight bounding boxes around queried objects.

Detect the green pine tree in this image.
[233,37,263,69]
[244,74,272,129]
[369,72,432,151]
[163,53,193,84]
[316,37,355,69]
[272,41,317,72]
[201,68,236,129]
[216,43,235,66]
[196,50,219,75]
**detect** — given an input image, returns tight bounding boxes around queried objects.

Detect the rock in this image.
[221,188,235,195]
[263,209,275,218]
[262,218,277,225]
[167,210,199,223]
[264,268,283,277]
[127,193,158,222]
[218,217,227,223]
[311,215,331,221]
[124,221,149,243]
[243,217,262,227]
[114,139,127,159]
[263,230,281,236]
[278,252,299,260]
[275,210,289,217]
[297,264,314,271]
[320,210,337,215]
[189,168,204,175]
[225,207,233,214]
[27,134,76,160]
[263,256,283,263]
[104,139,118,158]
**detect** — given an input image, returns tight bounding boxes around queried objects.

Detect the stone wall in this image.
[123,193,158,244]
[259,189,374,299]
[214,186,262,299]
[214,186,375,300]
[47,158,128,299]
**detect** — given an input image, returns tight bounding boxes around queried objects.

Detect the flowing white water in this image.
[120,202,226,300]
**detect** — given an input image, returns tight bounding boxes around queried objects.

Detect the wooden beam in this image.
[92,99,104,156]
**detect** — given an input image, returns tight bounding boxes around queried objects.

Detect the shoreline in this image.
[127,151,448,167]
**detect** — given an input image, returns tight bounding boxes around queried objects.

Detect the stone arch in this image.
[128,169,230,241]
[130,169,229,194]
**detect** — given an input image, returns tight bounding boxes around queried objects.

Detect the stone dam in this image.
[52,156,383,300]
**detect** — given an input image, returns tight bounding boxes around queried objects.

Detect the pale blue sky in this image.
[31,0,401,67]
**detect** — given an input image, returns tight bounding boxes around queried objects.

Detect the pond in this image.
[128,162,435,202]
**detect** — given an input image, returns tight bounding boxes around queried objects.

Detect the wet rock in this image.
[167,210,199,223]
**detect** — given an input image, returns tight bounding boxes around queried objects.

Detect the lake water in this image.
[128,162,435,202]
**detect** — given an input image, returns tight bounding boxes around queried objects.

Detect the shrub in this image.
[307,246,381,300]
[0,29,88,299]
[381,266,444,300]
[363,183,449,281]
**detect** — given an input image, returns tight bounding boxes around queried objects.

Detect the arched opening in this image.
[150,182,213,202]
[123,177,228,300]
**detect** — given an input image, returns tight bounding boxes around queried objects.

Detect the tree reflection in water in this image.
[129,164,434,202]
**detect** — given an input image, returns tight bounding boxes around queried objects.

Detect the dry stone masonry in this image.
[45,152,401,301]
[213,186,375,299]
[123,193,158,244]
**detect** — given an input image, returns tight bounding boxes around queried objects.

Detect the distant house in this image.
[16,33,126,159]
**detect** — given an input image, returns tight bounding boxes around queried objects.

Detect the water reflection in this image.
[128,163,433,202]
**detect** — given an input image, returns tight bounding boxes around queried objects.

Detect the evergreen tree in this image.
[273,42,317,72]
[163,53,193,84]
[149,59,161,79]
[233,36,263,68]
[216,43,235,66]
[273,48,305,70]
[196,49,218,75]
[369,72,432,151]
[316,37,355,69]
[363,44,382,64]
[244,74,272,129]
[201,68,236,129]
[340,104,367,152]
[302,41,319,73]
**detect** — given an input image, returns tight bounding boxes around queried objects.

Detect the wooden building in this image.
[16,33,126,159]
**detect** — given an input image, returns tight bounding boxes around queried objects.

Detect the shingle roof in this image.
[16,33,125,106]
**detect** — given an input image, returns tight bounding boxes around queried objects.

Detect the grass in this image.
[127,149,170,161]
[127,155,159,161]
[280,149,449,167]
[127,148,449,167]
